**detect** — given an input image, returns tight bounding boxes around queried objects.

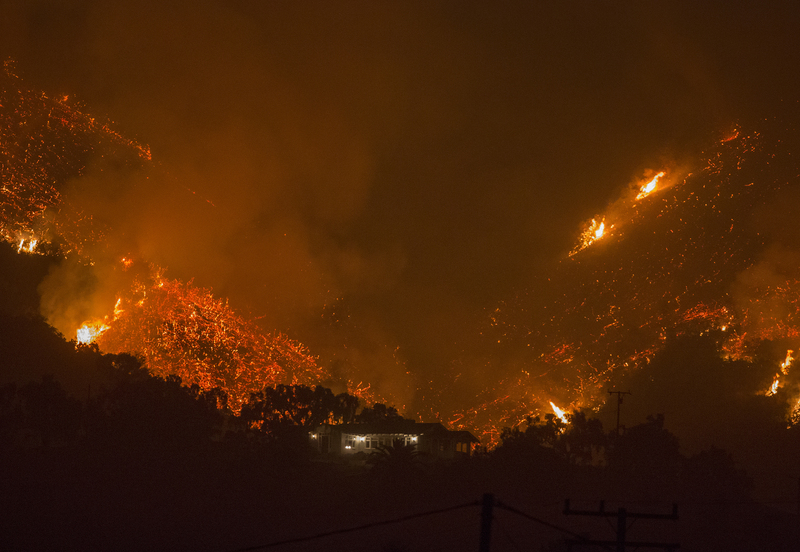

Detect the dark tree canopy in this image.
[606,414,683,500]
[240,384,359,440]
[86,373,224,455]
[354,402,406,424]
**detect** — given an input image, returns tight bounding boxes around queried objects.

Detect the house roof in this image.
[450,430,481,443]
[319,421,478,442]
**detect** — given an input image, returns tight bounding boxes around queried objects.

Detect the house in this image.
[309,420,479,460]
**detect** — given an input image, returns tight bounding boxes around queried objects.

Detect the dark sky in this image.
[3,0,800,405]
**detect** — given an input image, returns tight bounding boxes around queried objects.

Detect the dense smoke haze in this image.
[3,1,800,429]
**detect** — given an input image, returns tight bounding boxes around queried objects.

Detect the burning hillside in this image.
[93,273,324,410]
[0,62,329,409]
[0,60,149,256]
[5,59,800,442]
[441,114,800,442]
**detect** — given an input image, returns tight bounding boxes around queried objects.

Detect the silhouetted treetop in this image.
[87,373,224,454]
[241,384,359,437]
[354,403,406,424]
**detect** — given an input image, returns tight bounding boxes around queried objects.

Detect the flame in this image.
[112,297,124,318]
[75,297,125,347]
[765,349,794,397]
[593,221,605,240]
[766,376,780,397]
[76,321,109,345]
[570,218,609,257]
[549,401,569,424]
[16,237,38,254]
[636,171,665,200]
[765,350,794,396]
[780,350,794,374]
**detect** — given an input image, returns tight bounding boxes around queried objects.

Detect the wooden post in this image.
[479,493,494,552]
[616,507,627,552]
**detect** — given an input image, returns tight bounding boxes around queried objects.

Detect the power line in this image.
[563,500,679,551]
[225,495,686,552]
[224,499,480,552]
[495,499,611,549]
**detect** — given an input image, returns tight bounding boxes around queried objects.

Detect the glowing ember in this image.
[636,171,665,200]
[76,321,109,345]
[791,399,800,426]
[112,298,124,318]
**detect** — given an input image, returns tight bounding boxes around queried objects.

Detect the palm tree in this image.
[367,438,424,475]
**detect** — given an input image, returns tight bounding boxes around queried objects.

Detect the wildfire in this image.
[448,120,800,440]
[570,218,608,257]
[347,380,383,408]
[1,61,149,258]
[780,350,794,374]
[550,401,569,424]
[1,65,330,413]
[76,321,109,345]
[636,171,665,200]
[593,221,605,240]
[767,350,795,396]
[96,275,328,411]
[767,376,780,397]
[8,60,800,442]
[16,237,38,254]
[791,399,800,426]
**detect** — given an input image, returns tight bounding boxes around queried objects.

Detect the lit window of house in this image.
[310,421,477,459]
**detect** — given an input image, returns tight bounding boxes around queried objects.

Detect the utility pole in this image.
[608,390,631,437]
[563,500,678,551]
[479,493,494,552]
